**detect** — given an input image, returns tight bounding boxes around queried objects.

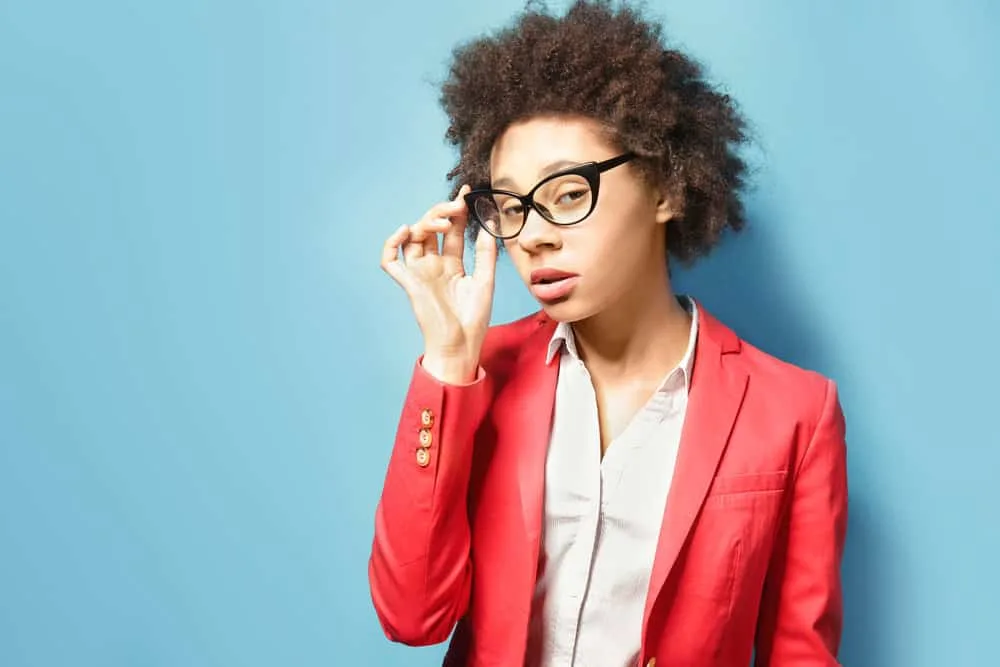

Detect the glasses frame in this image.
[465,152,637,240]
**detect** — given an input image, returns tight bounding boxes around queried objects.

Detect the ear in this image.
[654,183,681,225]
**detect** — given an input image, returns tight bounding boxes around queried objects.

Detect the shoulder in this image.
[698,303,839,435]
[736,338,839,428]
[738,338,832,397]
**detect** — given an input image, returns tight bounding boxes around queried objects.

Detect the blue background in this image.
[1,0,998,665]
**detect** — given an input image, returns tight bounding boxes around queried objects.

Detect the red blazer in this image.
[369,303,848,666]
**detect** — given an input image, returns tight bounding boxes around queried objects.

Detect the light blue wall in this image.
[1,1,997,665]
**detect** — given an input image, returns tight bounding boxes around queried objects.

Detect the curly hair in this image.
[439,0,752,265]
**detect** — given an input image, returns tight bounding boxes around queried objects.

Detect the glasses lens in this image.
[534,173,593,225]
[470,173,595,238]
[472,194,522,238]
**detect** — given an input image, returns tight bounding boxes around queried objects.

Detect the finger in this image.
[408,215,451,257]
[441,185,470,261]
[422,223,440,256]
[402,224,425,262]
[403,195,467,262]
[380,225,412,286]
[413,194,467,241]
[380,224,408,268]
[472,224,498,284]
[424,195,468,222]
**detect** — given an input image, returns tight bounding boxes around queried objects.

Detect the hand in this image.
[380,185,498,383]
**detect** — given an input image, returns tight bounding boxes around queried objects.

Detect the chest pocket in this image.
[705,470,788,506]
[674,471,790,607]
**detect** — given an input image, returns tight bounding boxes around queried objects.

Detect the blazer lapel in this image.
[488,315,559,551]
[642,306,748,631]
[514,319,560,545]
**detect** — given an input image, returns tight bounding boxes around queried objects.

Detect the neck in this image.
[571,263,692,385]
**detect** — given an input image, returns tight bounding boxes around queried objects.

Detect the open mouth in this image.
[530,268,578,285]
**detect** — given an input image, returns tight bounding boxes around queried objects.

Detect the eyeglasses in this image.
[464,152,636,240]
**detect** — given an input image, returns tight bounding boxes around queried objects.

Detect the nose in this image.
[516,206,561,254]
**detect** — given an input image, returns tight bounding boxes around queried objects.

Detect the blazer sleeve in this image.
[367,357,493,646]
[754,378,849,666]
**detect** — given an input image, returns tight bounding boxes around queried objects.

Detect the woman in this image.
[369,2,848,665]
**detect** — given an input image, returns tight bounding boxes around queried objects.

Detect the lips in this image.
[530,268,579,285]
[529,268,580,303]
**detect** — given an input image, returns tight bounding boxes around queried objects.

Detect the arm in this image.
[754,379,849,666]
[368,358,493,646]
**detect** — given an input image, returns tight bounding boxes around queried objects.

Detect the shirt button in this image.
[415,448,430,467]
[420,409,434,428]
[418,428,433,448]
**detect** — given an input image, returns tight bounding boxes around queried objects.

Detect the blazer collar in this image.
[518,300,748,641]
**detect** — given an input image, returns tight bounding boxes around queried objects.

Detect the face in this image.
[487,115,674,322]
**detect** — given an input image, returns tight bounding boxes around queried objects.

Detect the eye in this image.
[557,189,588,205]
[502,203,524,217]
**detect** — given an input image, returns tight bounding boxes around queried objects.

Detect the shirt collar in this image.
[545,295,699,384]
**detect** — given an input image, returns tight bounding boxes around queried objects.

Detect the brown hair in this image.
[440,0,752,264]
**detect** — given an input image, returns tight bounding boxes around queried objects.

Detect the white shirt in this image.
[524,298,699,667]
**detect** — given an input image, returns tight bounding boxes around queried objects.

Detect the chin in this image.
[535,297,594,323]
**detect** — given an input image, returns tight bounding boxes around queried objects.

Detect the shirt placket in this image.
[565,359,605,665]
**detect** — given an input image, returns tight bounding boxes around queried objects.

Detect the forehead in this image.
[488,115,616,188]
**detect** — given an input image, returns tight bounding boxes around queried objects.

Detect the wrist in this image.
[421,351,479,385]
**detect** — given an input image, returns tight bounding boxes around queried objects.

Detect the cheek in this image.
[572,216,636,264]
[577,218,659,281]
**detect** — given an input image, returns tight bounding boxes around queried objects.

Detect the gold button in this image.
[418,428,432,448]
[420,409,434,427]
[416,448,430,467]
[645,658,656,667]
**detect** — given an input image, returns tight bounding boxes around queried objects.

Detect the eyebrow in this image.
[491,159,583,190]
